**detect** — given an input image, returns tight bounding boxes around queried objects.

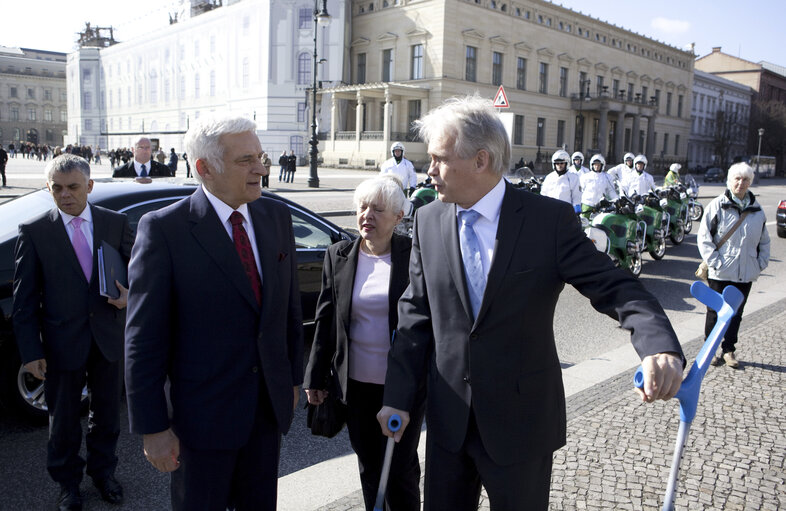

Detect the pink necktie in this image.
[70,217,92,281]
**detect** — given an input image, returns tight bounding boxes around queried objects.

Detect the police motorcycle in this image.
[658,184,691,244]
[630,191,669,260]
[506,165,542,194]
[395,177,438,237]
[583,196,647,277]
[684,174,704,221]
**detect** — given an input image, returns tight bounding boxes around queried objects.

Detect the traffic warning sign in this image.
[492,86,509,108]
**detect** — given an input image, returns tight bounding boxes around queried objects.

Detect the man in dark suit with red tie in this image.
[112,137,172,178]
[124,116,304,510]
[13,154,133,510]
[377,96,685,510]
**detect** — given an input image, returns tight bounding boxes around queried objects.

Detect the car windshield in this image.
[0,190,54,243]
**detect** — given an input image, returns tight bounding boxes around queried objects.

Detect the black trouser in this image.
[1,165,6,186]
[424,408,553,511]
[44,339,121,487]
[262,174,269,188]
[346,378,424,511]
[171,377,281,511]
[705,279,753,354]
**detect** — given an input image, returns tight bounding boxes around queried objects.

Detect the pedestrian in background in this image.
[13,155,133,510]
[0,145,7,187]
[183,152,192,178]
[278,150,287,182]
[261,151,271,188]
[698,162,770,369]
[286,150,297,183]
[168,148,179,176]
[305,176,425,511]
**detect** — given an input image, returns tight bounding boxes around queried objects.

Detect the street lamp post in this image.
[308,0,331,188]
[576,78,591,152]
[755,127,764,184]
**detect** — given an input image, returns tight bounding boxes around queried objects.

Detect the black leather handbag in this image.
[306,371,347,438]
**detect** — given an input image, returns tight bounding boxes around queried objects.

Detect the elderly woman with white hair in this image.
[697,162,770,368]
[304,175,425,510]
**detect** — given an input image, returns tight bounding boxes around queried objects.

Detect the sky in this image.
[1,0,783,66]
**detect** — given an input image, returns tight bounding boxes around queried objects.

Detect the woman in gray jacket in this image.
[697,162,770,368]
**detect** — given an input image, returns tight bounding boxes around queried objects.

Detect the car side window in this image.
[120,198,186,237]
[288,207,335,249]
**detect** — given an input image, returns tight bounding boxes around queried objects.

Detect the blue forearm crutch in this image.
[373,414,402,511]
[634,281,744,511]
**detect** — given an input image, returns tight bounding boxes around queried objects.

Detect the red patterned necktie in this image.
[230,211,262,305]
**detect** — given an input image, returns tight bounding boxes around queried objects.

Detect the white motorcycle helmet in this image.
[390,141,405,159]
[571,151,585,167]
[669,163,681,173]
[633,154,648,171]
[624,152,635,165]
[551,149,571,171]
[589,154,605,172]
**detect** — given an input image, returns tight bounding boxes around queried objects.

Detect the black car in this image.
[703,167,725,183]
[777,200,786,238]
[0,181,354,421]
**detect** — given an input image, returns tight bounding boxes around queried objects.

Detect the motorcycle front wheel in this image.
[628,252,642,277]
[684,214,693,234]
[649,236,666,260]
[690,203,704,221]
[670,224,685,244]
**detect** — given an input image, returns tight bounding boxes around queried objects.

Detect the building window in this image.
[407,100,421,139]
[596,75,604,95]
[654,89,661,108]
[557,119,565,147]
[164,78,170,103]
[297,102,306,123]
[516,57,526,90]
[674,134,680,155]
[627,83,634,102]
[46,129,54,142]
[411,44,423,79]
[492,52,503,86]
[84,119,92,130]
[666,92,673,115]
[150,71,158,103]
[538,63,548,94]
[10,86,18,98]
[382,49,393,82]
[44,89,52,101]
[210,71,216,97]
[663,133,669,154]
[641,86,648,104]
[210,35,216,54]
[559,67,568,97]
[179,76,186,98]
[677,95,683,117]
[137,83,143,104]
[10,107,19,121]
[299,8,312,29]
[290,135,304,157]
[298,52,311,85]
[536,118,545,146]
[45,109,52,122]
[194,74,200,99]
[60,110,67,122]
[82,69,91,84]
[242,57,250,88]
[513,114,524,145]
[83,92,92,110]
[465,46,477,82]
[356,52,366,84]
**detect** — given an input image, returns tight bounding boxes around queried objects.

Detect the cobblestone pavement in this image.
[317,300,786,510]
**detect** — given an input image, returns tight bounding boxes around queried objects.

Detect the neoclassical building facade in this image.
[67,0,347,157]
[319,0,694,171]
[0,47,67,148]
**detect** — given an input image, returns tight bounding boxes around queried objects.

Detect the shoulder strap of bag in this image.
[716,210,751,250]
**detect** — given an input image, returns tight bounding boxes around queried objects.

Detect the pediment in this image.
[462,29,485,41]
[351,37,370,47]
[558,52,574,63]
[377,32,399,43]
[489,36,510,48]
[537,47,555,58]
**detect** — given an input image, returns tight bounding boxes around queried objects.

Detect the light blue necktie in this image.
[459,209,485,320]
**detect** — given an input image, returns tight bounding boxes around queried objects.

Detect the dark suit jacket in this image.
[383,182,683,466]
[112,160,172,178]
[13,205,133,371]
[304,234,411,401]
[124,188,304,450]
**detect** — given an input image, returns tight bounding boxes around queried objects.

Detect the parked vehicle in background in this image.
[703,167,725,183]
[777,200,786,238]
[0,181,354,422]
[749,155,776,178]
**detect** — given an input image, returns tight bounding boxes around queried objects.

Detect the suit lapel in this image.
[475,184,526,324]
[49,208,88,284]
[334,240,360,336]
[189,189,260,311]
[440,203,474,322]
[249,201,276,315]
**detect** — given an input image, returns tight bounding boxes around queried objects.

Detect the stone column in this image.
[598,102,609,158]
[355,91,364,155]
[330,94,337,150]
[646,114,657,157]
[615,109,626,161]
[383,88,391,147]
[631,113,641,154]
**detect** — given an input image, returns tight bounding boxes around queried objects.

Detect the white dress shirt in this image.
[59,205,94,252]
[456,177,506,279]
[202,186,263,285]
[133,160,152,177]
